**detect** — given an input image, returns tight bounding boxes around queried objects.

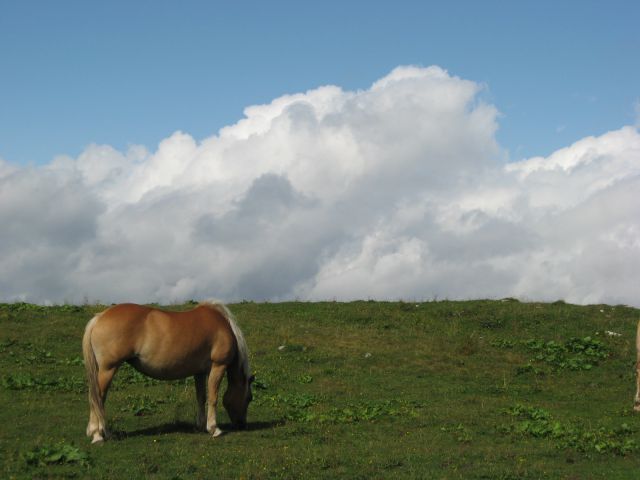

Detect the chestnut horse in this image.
[82,301,253,443]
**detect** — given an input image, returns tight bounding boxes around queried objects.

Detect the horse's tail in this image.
[83,314,104,437]
[202,300,250,377]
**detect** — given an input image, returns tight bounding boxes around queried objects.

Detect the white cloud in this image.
[1,66,639,306]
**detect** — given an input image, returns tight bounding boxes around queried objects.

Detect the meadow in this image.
[1,300,640,479]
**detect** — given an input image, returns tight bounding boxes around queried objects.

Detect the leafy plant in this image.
[495,335,611,375]
[120,394,164,416]
[1,373,84,392]
[523,336,609,371]
[501,404,637,456]
[24,442,90,467]
[491,339,516,349]
[0,340,56,365]
[0,302,47,314]
[441,423,473,443]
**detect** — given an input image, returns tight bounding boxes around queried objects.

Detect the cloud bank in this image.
[1,66,639,306]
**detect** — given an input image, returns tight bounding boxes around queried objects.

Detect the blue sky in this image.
[1,0,638,166]
[1,1,639,306]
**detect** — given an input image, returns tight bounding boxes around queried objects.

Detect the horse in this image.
[82,301,254,443]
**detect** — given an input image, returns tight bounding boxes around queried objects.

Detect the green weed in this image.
[441,423,473,443]
[494,335,611,375]
[24,442,90,467]
[0,340,56,365]
[119,394,167,416]
[523,336,609,371]
[1,372,84,392]
[491,339,516,349]
[502,404,637,456]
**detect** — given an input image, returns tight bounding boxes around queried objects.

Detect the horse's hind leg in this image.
[195,373,207,431]
[87,410,99,439]
[206,363,227,437]
[93,367,117,443]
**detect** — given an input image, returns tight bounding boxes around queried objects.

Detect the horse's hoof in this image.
[91,434,105,444]
[212,428,224,438]
[634,404,640,412]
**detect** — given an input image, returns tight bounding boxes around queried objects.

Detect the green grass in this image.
[1,300,640,478]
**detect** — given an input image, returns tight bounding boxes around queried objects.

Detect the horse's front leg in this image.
[206,363,227,437]
[194,373,207,431]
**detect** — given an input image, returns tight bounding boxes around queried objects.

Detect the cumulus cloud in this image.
[1,66,639,306]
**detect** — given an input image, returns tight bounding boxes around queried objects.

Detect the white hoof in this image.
[212,427,224,438]
[91,433,104,444]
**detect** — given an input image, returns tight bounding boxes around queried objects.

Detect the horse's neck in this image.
[226,355,245,385]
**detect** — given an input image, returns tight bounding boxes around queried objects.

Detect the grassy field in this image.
[1,300,640,479]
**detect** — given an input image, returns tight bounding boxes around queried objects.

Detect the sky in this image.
[1,1,639,306]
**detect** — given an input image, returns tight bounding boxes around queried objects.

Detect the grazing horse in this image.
[82,301,254,443]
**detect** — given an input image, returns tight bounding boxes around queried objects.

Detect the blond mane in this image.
[199,300,250,378]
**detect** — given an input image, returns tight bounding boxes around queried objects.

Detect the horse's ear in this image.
[249,374,255,384]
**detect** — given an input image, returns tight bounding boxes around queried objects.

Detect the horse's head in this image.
[223,372,254,428]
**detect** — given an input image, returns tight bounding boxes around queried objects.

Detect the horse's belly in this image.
[129,351,211,380]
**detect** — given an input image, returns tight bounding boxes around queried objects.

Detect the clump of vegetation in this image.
[523,336,609,371]
[256,391,422,424]
[493,335,610,375]
[0,302,87,316]
[490,339,516,349]
[1,373,84,392]
[501,404,637,456]
[0,303,48,314]
[119,394,167,416]
[24,442,90,467]
[326,400,422,424]
[0,341,55,365]
[440,423,473,443]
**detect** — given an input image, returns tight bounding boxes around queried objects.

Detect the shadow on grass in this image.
[112,419,285,439]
